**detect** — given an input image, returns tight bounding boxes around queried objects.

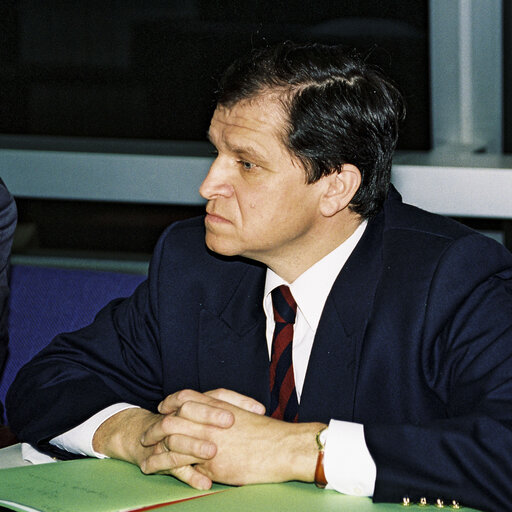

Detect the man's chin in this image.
[204,234,241,257]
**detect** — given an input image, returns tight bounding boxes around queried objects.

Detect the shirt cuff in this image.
[324,419,376,497]
[50,403,139,458]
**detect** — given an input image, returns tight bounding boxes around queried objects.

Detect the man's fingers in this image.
[157,388,265,416]
[166,433,217,460]
[141,454,212,491]
[139,430,216,489]
[178,400,234,427]
[158,389,212,414]
[141,448,198,474]
[141,412,226,447]
[171,465,213,491]
[205,388,266,415]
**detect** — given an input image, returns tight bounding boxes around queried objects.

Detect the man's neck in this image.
[267,213,364,283]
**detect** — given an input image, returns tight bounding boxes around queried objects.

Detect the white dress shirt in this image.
[49,220,376,496]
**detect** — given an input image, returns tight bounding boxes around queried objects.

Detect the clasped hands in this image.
[94,388,324,490]
[141,388,269,489]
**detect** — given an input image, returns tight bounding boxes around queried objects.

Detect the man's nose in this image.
[199,158,234,200]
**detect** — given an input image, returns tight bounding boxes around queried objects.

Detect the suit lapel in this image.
[299,212,384,424]
[197,263,269,406]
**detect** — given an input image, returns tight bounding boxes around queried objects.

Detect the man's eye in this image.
[239,160,255,171]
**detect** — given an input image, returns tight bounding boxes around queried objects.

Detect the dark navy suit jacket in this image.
[7,188,512,512]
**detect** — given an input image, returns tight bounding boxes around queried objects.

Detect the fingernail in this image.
[201,443,215,458]
[140,435,145,444]
[140,461,147,473]
[198,477,212,490]
[220,412,232,426]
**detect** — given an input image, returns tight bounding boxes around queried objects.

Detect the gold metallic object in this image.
[402,497,410,506]
[315,427,328,450]
[436,498,444,508]
[314,427,328,489]
[419,497,428,506]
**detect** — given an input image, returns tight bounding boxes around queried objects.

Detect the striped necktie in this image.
[269,285,298,422]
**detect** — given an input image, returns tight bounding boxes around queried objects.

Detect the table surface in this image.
[0,444,483,512]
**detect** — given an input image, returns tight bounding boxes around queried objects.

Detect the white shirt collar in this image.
[264,220,368,330]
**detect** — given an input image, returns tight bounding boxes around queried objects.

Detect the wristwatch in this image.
[315,426,329,488]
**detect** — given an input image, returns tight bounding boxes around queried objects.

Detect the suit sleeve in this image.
[364,234,512,512]
[6,226,171,458]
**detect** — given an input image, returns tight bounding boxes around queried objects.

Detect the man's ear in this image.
[320,164,361,217]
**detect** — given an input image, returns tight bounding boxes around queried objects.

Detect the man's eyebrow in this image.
[206,131,268,163]
[227,142,268,163]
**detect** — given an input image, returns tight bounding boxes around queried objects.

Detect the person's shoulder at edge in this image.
[0,179,17,239]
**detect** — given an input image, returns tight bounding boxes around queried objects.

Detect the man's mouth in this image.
[205,211,231,224]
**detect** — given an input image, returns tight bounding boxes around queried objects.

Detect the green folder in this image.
[158,482,482,512]
[0,459,226,512]
[0,459,483,512]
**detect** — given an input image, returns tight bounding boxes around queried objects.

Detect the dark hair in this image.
[216,41,405,218]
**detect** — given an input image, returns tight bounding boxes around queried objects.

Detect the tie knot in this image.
[271,285,297,325]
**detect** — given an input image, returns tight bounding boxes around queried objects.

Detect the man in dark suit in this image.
[7,43,512,512]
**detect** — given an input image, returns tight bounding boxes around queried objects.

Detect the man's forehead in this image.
[210,95,287,138]
[208,95,303,169]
